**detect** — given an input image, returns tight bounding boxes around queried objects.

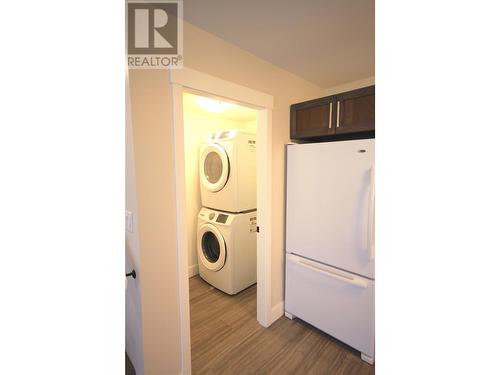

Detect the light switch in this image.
[125,211,133,233]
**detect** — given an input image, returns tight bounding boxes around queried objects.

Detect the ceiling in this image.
[183,92,258,122]
[183,0,374,88]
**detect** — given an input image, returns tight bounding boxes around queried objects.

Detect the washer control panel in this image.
[199,207,234,226]
[215,214,228,224]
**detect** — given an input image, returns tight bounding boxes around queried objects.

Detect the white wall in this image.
[183,108,257,278]
[125,74,144,375]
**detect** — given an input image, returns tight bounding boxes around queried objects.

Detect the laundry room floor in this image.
[189,275,375,375]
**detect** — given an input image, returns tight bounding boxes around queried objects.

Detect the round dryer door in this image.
[200,143,229,192]
[198,223,226,271]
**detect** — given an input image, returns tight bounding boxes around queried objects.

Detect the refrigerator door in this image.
[286,139,374,279]
[285,253,374,358]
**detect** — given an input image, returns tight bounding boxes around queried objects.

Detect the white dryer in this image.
[199,130,256,213]
[197,207,257,295]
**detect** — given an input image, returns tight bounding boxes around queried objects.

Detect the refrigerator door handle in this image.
[367,165,375,260]
[290,255,368,288]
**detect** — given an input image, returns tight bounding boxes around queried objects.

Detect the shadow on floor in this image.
[126,353,136,375]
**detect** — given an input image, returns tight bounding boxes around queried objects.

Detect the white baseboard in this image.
[270,301,284,324]
[188,264,199,278]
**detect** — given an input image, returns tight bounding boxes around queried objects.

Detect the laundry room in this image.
[181,91,260,357]
[9,1,500,375]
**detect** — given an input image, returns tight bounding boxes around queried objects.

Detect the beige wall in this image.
[183,109,257,277]
[324,76,375,95]
[128,71,182,375]
[129,21,328,374]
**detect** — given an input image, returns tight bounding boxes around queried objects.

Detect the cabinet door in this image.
[335,86,375,134]
[290,96,333,139]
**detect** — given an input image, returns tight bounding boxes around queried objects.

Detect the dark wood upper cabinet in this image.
[290,85,374,141]
[335,86,375,134]
[290,96,334,139]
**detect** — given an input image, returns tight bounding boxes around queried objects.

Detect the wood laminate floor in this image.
[190,276,375,375]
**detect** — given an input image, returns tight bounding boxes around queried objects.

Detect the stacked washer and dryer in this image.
[197,130,257,295]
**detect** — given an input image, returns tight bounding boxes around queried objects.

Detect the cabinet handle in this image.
[328,102,332,129]
[336,101,341,127]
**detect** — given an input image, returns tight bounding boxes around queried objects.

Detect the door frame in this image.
[168,68,274,375]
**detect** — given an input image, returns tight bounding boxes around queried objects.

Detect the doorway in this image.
[182,91,258,282]
[168,67,274,375]
[182,92,259,372]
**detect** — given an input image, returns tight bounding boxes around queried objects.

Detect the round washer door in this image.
[200,144,229,192]
[198,223,226,271]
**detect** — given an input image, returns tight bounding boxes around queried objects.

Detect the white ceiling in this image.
[183,0,374,88]
[183,92,258,122]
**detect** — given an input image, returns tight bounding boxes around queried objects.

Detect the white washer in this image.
[199,130,256,213]
[197,207,257,295]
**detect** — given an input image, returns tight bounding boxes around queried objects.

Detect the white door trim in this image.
[168,68,274,375]
[170,82,192,375]
[170,67,273,109]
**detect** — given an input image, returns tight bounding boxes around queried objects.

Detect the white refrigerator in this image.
[285,139,375,364]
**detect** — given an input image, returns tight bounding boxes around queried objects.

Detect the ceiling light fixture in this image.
[196,97,231,113]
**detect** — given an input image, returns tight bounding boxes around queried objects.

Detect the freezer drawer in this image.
[285,253,374,359]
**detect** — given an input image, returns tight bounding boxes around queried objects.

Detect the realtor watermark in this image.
[127,0,183,69]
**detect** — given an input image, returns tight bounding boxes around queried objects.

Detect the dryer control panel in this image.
[210,129,237,140]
